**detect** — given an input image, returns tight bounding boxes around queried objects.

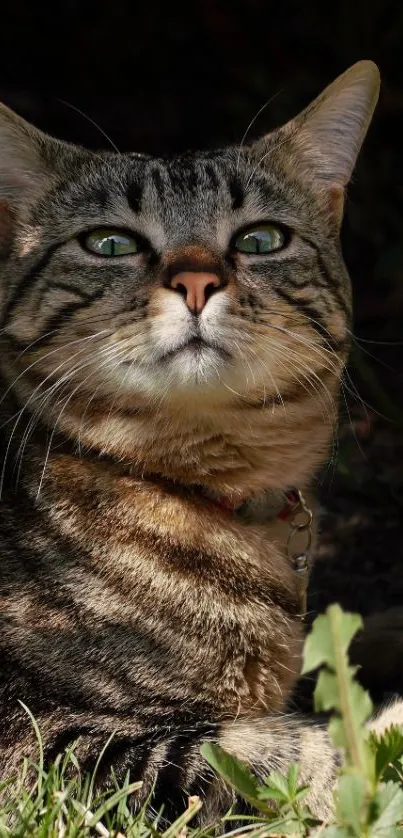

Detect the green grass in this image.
[1,606,403,837]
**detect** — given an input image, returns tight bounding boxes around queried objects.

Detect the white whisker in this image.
[14,341,135,490]
[236,90,282,175]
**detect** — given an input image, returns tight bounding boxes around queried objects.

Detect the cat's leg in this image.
[220,699,403,822]
[219,715,338,822]
[0,704,337,822]
[2,702,403,826]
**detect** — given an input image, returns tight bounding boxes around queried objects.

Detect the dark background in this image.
[0,0,402,698]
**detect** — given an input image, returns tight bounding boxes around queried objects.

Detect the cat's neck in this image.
[0,371,339,500]
[30,402,335,501]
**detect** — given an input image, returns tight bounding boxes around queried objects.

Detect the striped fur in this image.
[1,60,400,824]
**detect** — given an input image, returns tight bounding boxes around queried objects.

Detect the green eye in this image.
[234,224,285,254]
[84,229,141,257]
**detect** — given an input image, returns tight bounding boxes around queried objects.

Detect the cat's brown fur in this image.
[1,60,401,824]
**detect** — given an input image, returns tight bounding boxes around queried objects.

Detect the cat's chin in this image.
[116,343,235,397]
[158,341,231,384]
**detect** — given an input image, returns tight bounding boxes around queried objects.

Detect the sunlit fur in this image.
[1,61,401,824]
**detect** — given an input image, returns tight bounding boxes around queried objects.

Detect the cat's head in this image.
[0,62,379,489]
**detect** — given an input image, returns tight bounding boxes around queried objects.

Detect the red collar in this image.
[277,489,301,520]
[210,488,301,520]
[147,474,303,523]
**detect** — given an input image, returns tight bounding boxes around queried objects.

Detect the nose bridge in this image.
[165,243,223,279]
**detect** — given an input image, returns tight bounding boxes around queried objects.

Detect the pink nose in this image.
[169,271,222,313]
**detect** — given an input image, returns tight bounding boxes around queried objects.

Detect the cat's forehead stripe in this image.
[204,163,220,191]
[125,156,232,214]
[127,180,143,215]
[228,177,245,211]
[150,166,165,198]
[151,155,229,196]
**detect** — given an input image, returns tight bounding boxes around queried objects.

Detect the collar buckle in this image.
[285,489,314,617]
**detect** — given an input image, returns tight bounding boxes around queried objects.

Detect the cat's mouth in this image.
[157,336,231,363]
[118,333,233,392]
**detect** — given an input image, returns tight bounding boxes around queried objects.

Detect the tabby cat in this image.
[0,60,401,824]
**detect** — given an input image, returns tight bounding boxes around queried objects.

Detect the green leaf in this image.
[321,677,373,750]
[18,701,45,793]
[236,816,306,835]
[335,774,366,835]
[161,796,203,838]
[86,730,116,807]
[286,763,300,797]
[85,780,143,826]
[382,756,403,785]
[303,605,373,774]
[200,743,260,807]
[293,786,310,802]
[270,820,306,835]
[258,764,309,810]
[257,769,290,803]
[314,668,371,727]
[302,605,363,675]
[370,726,403,782]
[368,781,403,835]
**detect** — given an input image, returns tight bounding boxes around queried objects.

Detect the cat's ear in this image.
[0,102,59,206]
[287,60,380,186]
[253,61,380,222]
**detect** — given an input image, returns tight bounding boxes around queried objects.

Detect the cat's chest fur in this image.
[18,453,304,716]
